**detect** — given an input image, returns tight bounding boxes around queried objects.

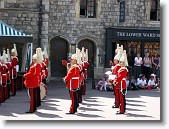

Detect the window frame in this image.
[150,0,160,21]
[80,0,96,18]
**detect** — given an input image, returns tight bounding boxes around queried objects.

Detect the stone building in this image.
[0,0,160,80]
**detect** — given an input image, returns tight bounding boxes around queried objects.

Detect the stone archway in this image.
[50,36,69,77]
[78,39,95,78]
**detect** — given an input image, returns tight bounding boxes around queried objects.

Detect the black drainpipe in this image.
[38,0,43,47]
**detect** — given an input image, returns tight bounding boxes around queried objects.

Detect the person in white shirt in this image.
[134,53,143,79]
[137,74,147,89]
[148,75,158,89]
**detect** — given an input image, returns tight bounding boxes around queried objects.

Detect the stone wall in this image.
[0,0,160,79]
[0,0,40,51]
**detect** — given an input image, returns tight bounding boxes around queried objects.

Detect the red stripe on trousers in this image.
[114,89,120,107]
[29,88,35,112]
[69,90,75,113]
[119,90,126,113]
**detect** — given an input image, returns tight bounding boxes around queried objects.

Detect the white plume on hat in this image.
[120,50,128,67]
[32,54,37,60]
[81,47,85,62]
[2,50,7,64]
[7,49,11,62]
[115,44,119,54]
[44,46,48,59]
[84,49,88,62]
[11,49,14,53]
[114,48,122,61]
[123,50,128,66]
[76,49,82,65]
[120,45,123,52]
[36,48,44,64]
[36,48,42,64]
[75,48,79,55]
[71,54,78,60]
[14,44,18,56]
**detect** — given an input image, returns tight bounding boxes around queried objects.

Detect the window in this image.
[144,42,160,56]
[119,1,125,22]
[80,0,96,18]
[150,0,160,21]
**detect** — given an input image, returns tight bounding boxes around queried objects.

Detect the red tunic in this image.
[24,64,41,88]
[111,64,121,84]
[6,62,11,81]
[114,67,128,89]
[64,64,80,90]
[0,62,2,82]
[1,64,8,84]
[112,64,121,75]
[78,64,83,84]
[82,61,89,78]
[41,62,46,80]
[11,56,18,76]
[45,59,49,67]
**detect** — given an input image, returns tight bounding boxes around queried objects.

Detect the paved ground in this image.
[0,80,160,120]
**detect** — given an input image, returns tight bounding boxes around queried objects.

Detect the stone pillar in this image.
[42,0,49,49]
[75,0,80,18]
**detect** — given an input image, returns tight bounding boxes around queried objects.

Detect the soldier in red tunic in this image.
[76,48,83,103]
[11,44,18,96]
[1,51,8,102]
[81,48,89,95]
[42,46,49,85]
[0,59,2,104]
[24,52,41,113]
[110,47,123,108]
[113,50,128,114]
[36,48,44,107]
[64,54,80,114]
[6,49,12,99]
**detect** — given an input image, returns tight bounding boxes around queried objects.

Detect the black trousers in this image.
[36,87,41,107]
[77,87,82,103]
[143,66,151,79]
[69,90,78,113]
[29,88,37,112]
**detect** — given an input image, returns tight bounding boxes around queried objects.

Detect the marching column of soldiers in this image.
[110,44,128,114]
[63,47,89,114]
[1,44,130,115]
[23,47,49,113]
[0,44,18,104]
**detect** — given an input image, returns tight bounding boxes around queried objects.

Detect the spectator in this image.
[126,76,130,90]
[109,60,113,68]
[96,77,107,91]
[105,78,113,92]
[137,74,148,89]
[143,53,152,79]
[148,74,159,89]
[130,76,139,90]
[152,53,160,79]
[134,53,143,79]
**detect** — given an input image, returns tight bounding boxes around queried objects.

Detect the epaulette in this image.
[118,67,127,73]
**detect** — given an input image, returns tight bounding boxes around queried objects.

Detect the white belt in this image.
[2,74,7,76]
[70,77,79,91]
[72,77,79,79]
[121,78,127,95]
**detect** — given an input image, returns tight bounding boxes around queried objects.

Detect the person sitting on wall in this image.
[130,76,139,90]
[148,74,159,89]
[136,74,148,89]
[96,77,107,91]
